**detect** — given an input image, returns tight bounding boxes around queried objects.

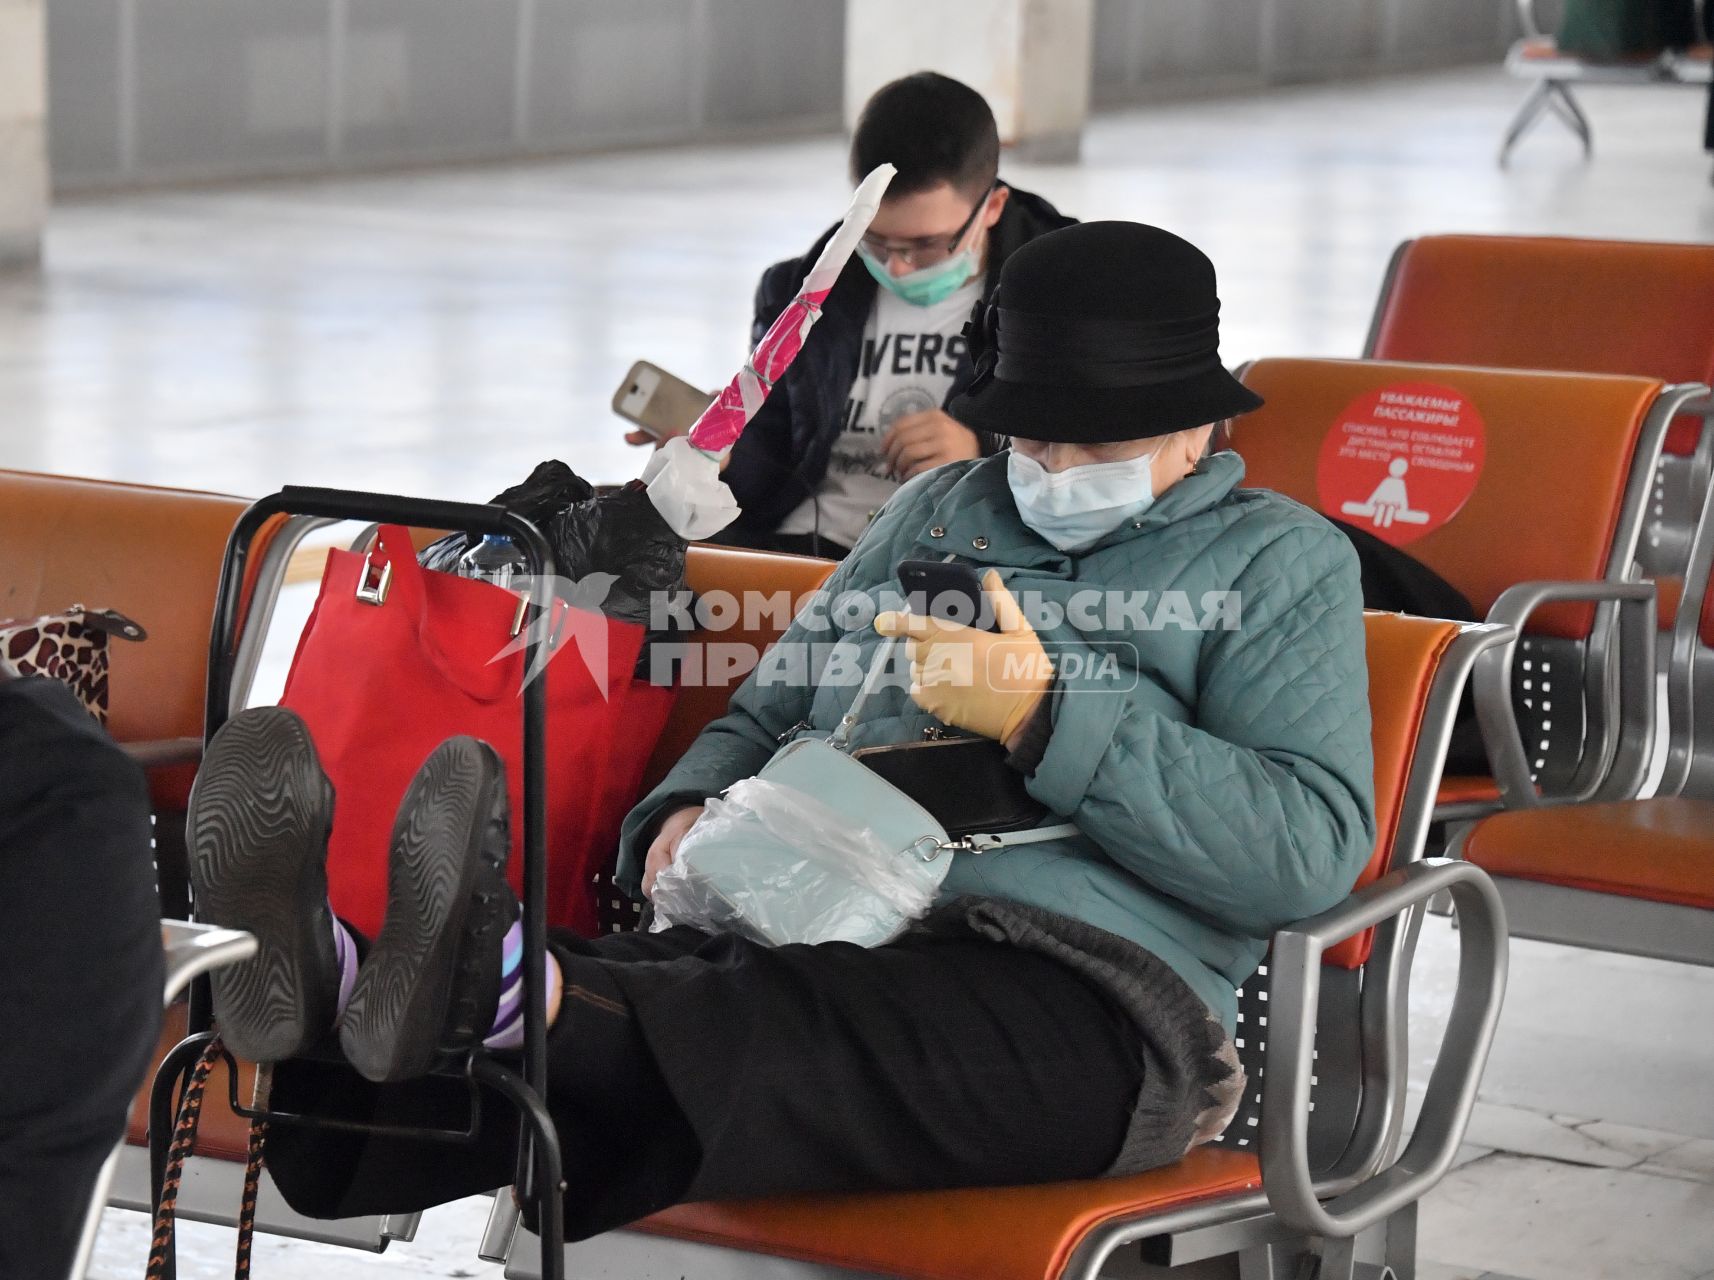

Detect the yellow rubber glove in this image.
[874,569,1051,749]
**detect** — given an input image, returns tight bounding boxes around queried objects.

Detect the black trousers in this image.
[267,923,1148,1241]
[0,678,164,1279]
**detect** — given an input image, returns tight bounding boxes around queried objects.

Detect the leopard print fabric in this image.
[0,610,113,723]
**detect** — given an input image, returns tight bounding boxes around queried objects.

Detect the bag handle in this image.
[351,525,569,707]
[146,1037,267,1280]
[827,634,904,752]
[935,823,1081,856]
[827,552,964,752]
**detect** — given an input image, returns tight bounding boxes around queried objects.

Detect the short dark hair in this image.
[850,72,1000,199]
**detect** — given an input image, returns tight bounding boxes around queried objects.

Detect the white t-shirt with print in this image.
[776,276,982,548]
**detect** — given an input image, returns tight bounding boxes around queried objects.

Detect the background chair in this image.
[1365,233,1714,601]
[1451,474,1714,967]
[1227,357,1703,820]
[1499,1,1712,165]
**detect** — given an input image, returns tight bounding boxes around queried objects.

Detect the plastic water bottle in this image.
[458,534,527,589]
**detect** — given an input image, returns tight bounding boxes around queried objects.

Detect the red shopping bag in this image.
[279,526,676,938]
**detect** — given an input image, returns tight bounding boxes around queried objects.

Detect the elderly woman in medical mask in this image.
[610,222,1373,1218]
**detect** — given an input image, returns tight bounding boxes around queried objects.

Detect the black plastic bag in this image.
[418,461,596,573]
[549,481,687,631]
[419,463,693,674]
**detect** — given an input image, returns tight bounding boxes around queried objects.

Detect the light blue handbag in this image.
[650,635,1078,946]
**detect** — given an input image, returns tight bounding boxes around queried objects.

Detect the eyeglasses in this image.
[859,185,995,270]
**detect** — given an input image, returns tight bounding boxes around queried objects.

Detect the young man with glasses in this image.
[663,72,1074,559]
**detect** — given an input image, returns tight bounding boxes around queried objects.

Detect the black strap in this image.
[965,301,1224,391]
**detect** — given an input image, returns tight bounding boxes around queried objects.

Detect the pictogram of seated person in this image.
[188,221,1377,1237]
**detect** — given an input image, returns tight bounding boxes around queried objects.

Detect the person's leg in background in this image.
[0,673,165,1278]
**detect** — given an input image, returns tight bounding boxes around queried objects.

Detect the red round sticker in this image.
[1316,383,1486,547]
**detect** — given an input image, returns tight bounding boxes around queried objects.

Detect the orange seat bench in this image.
[488,612,1512,1280]
[1366,233,1714,613]
[82,482,1507,1279]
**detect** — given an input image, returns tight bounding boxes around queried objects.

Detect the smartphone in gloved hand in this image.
[896,559,998,632]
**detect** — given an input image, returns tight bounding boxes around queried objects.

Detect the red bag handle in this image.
[357,524,559,707]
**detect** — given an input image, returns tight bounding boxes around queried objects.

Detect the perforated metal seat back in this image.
[1215,961,1364,1171]
[1509,635,1589,797]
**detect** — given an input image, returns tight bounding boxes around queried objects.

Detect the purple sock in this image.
[483,918,557,1051]
[331,914,358,1019]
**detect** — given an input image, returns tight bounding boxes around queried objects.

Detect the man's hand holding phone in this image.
[881,409,982,481]
[614,361,715,449]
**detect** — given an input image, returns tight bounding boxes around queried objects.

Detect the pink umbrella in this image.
[644,163,897,539]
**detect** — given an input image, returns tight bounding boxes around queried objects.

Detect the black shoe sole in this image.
[339,737,513,1084]
[186,706,340,1063]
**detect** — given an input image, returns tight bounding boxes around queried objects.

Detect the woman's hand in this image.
[875,570,1050,749]
[642,804,706,898]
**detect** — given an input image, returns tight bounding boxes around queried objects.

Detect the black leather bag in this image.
[853,736,1048,839]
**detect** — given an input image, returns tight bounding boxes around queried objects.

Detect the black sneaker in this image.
[339,736,514,1084]
[186,706,342,1063]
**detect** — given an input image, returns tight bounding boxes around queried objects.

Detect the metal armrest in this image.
[229,514,340,714]
[1515,0,1544,39]
[1474,580,1657,809]
[119,737,203,769]
[1261,859,1507,1239]
[161,919,257,1003]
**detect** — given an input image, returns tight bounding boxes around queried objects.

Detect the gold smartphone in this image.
[612,360,715,440]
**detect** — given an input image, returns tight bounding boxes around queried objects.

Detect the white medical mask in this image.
[1006,448,1158,552]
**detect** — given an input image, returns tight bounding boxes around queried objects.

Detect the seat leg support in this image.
[1499,78,1595,166]
[146,1030,219,1280]
[470,1058,566,1280]
[1547,81,1595,157]
[1500,80,1553,166]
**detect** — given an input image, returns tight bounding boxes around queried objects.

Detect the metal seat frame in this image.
[141,486,574,1280]
[1448,468,1714,968]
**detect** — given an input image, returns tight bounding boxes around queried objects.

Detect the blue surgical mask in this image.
[1006,448,1158,552]
[858,241,979,307]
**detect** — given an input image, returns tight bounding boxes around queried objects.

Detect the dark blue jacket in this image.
[715,184,1075,548]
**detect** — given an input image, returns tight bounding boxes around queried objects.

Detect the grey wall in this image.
[1092,0,1517,103]
[47,0,1515,192]
[47,0,846,190]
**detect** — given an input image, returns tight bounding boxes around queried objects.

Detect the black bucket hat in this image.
[949,221,1263,443]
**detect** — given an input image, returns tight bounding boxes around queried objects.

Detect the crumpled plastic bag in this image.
[649,777,945,948]
[419,462,693,671]
[418,460,595,573]
[548,480,687,633]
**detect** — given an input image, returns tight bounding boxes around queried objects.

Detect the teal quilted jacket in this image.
[617,451,1376,1030]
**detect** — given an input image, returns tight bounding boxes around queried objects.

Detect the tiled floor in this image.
[44,63,1714,1280]
[1408,921,1714,1280]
